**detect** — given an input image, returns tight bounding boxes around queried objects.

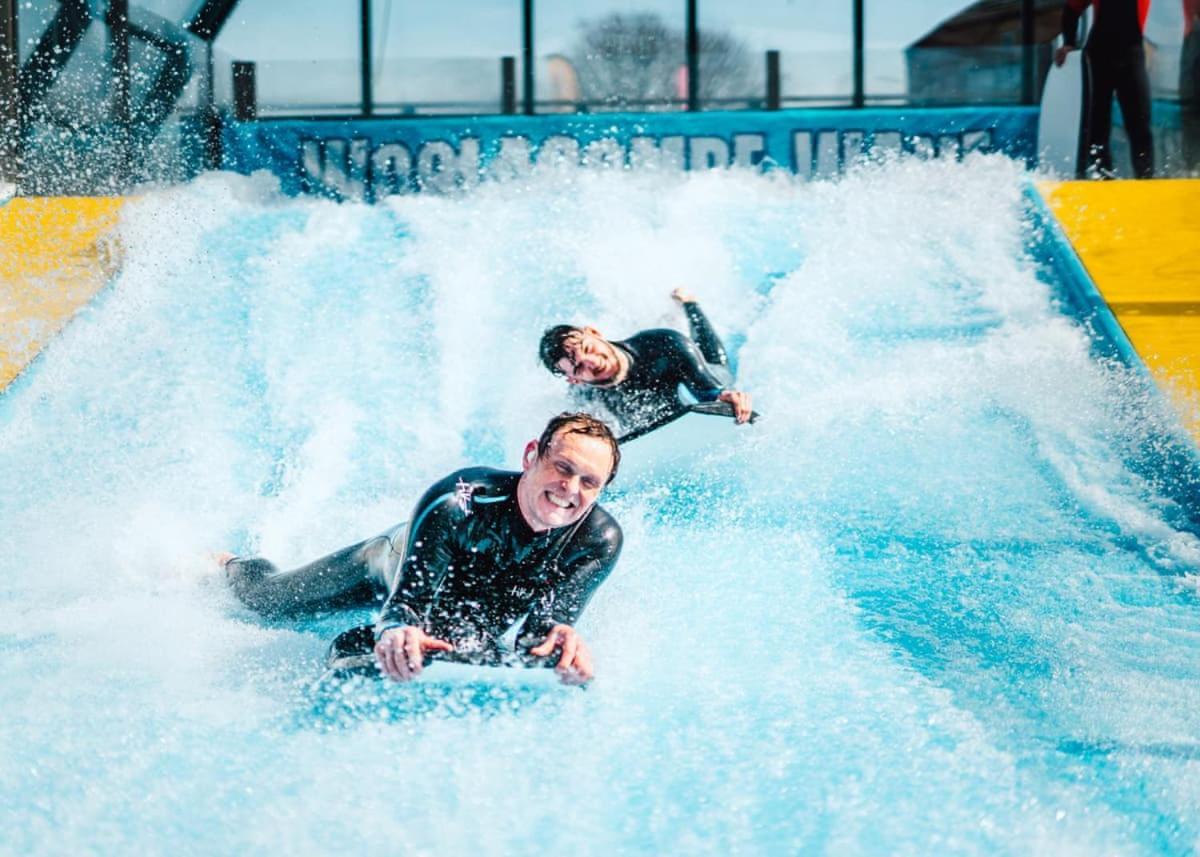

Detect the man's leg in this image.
[1182,32,1200,173]
[1113,45,1155,178]
[226,523,406,617]
[1084,53,1116,178]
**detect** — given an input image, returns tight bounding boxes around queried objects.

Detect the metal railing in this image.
[3,0,1182,188]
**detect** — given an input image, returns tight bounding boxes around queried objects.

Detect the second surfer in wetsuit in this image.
[220,413,622,685]
[539,289,753,441]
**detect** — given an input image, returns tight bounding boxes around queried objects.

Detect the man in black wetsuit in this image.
[220,413,622,685]
[1055,0,1154,178]
[1183,0,1200,171]
[539,289,753,441]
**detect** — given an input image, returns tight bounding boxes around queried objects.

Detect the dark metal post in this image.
[1020,0,1035,104]
[0,0,21,186]
[765,50,780,110]
[521,0,533,115]
[186,0,242,42]
[233,60,256,121]
[686,0,699,110]
[360,0,373,116]
[501,56,516,114]
[18,0,92,111]
[852,0,864,107]
[108,0,132,182]
[203,41,221,169]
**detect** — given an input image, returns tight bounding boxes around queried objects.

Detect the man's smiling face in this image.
[555,328,622,385]
[516,429,614,532]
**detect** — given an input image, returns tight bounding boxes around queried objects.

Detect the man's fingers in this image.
[393,643,412,676]
[564,642,593,684]
[557,632,578,671]
[720,390,752,423]
[558,641,593,685]
[374,628,453,682]
[403,632,423,677]
[576,643,593,679]
[529,630,562,657]
[375,639,401,680]
[730,392,750,423]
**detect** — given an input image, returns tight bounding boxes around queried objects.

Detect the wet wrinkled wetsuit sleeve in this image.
[518,516,623,643]
[375,481,467,636]
[669,331,729,402]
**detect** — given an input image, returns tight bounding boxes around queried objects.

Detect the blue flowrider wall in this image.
[217,107,1039,201]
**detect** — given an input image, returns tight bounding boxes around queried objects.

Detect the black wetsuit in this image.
[227,467,622,662]
[1183,4,1200,171]
[1063,0,1154,178]
[578,301,734,440]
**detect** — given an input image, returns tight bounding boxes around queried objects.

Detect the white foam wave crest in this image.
[2,156,1199,853]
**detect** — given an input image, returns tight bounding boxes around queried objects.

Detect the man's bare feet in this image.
[671,287,696,304]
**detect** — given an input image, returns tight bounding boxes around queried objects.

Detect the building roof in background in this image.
[910,0,1063,48]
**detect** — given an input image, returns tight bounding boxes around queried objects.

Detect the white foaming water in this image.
[2,157,1200,854]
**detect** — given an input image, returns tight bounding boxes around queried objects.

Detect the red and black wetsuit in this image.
[1062,0,1155,177]
[226,467,622,663]
[1183,0,1200,169]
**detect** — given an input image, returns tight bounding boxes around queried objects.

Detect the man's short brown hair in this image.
[536,412,621,484]
[539,325,581,375]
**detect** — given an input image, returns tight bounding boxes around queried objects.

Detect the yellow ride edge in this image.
[1039,180,1200,445]
[0,197,126,391]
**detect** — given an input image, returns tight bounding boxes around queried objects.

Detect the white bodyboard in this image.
[1038,49,1088,177]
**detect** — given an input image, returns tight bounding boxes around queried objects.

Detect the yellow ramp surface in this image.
[0,197,124,390]
[1041,180,1200,443]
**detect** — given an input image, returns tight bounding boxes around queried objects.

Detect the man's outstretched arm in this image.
[519,516,622,684]
[373,477,469,681]
[671,333,754,424]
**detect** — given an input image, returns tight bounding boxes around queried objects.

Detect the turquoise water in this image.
[2,157,1200,854]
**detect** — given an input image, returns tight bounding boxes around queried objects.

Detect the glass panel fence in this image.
[213,0,360,114]
[535,0,687,112]
[701,0,854,109]
[370,0,523,115]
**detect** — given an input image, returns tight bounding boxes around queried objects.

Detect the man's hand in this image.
[1054,44,1075,67]
[374,626,454,682]
[718,389,753,424]
[529,624,594,685]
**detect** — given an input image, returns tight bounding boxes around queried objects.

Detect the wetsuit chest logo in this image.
[454,478,474,515]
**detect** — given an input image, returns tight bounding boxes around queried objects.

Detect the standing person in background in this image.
[1183,0,1200,172]
[1055,0,1156,178]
